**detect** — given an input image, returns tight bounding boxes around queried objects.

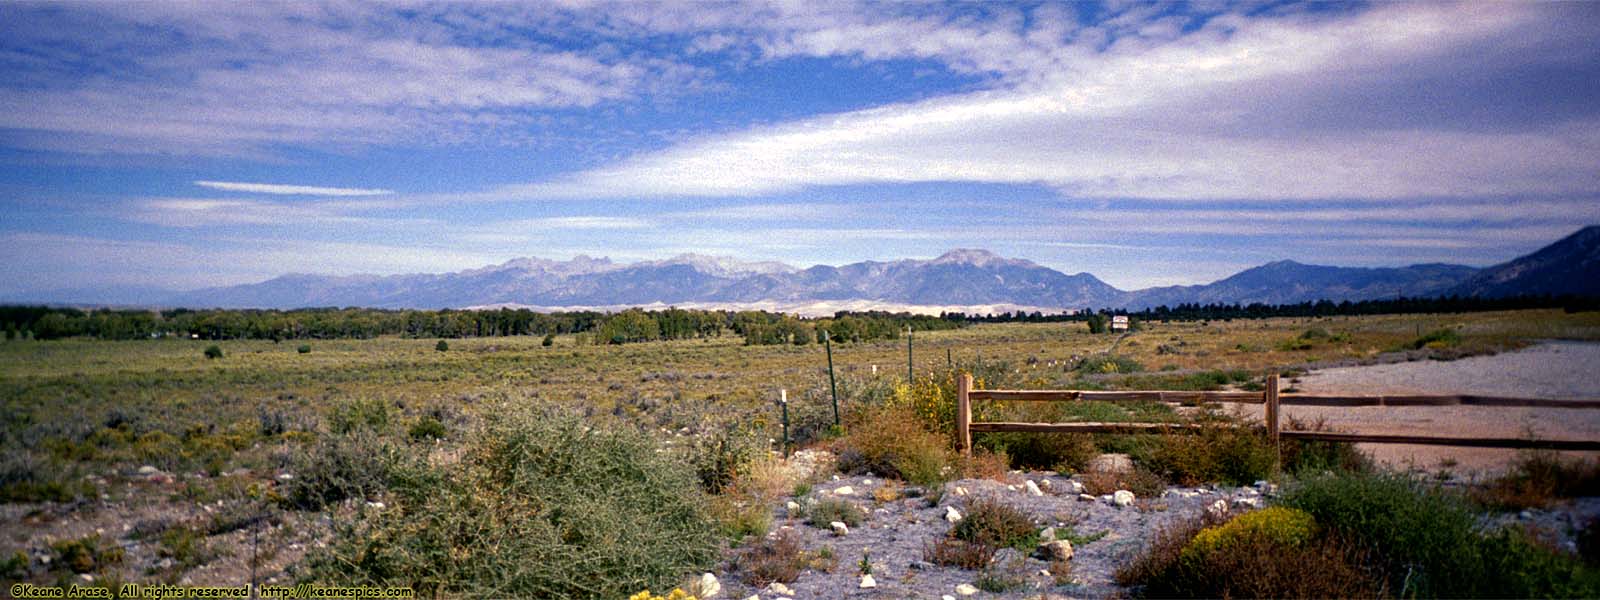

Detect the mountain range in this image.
[9,226,1598,313]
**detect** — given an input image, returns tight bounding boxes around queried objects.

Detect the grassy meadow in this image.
[3,308,1599,595]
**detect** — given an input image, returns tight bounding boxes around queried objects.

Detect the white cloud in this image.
[193,181,393,196]
[496,3,1600,202]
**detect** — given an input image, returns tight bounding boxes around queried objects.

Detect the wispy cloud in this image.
[193,181,393,196]
[500,3,1599,202]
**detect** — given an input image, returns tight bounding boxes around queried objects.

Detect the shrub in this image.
[951,498,1038,551]
[1477,525,1600,598]
[1410,328,1460,349]
[297,344,312,354]
[328,398,391,435]
[541,333,555,347]
[687,424,765,495]
[805,497,863,529]
[52,535,123,574]
[303,407,718,598]
[204,345,223,359]
[1280,417,1372,475]
[407,416,448,441]
[279,431,400,511]
[736,529,807,586]
[1120,509,1384,598]
[1281,471,1482,597]
[924,538,997,569]
[834,405,952,488]
[1080,465,1165,498]
[1181,507,1318,563]
[435,340,448,352]
[1145,422,1275,487]
[1473,450,1600,510]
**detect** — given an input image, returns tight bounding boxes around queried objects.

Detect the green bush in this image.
[435,339,448,352]
[834,405,952,488]
[687,424,764,494]
[1145,422,1276,486]
[204,345,223,359]
[541,334,555,347]
[1281,471,1599,598]
[329,398,391,435]
[1282,472,1477,597]
[303,407,718,598]
[297,344,312,354]
[407,416,448,441]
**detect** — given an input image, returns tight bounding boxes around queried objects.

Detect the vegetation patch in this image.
[303,406,717,598]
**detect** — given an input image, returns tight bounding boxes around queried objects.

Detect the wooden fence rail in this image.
[955,373,1600,457]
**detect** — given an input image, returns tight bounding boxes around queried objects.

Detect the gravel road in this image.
[1289,341,1600,475]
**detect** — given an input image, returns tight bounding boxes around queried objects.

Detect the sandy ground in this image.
[1287,341,1600,476]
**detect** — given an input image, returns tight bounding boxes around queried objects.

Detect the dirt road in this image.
[1289,341,1600,476]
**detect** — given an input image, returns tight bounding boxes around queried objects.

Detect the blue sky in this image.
[2,0,1598,294]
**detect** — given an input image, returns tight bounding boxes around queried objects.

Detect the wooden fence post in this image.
[958,373,973,457]
[1266,373,1281,476]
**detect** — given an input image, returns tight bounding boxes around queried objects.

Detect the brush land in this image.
[2,309,1599,597]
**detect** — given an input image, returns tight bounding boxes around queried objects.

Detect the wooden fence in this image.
[955,373,1600,457]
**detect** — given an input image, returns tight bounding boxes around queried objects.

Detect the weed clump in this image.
[304,407,717,598]
[735,529,809,586]
[1473,450,1600,510]
[805,497,863,529]
[204,345,223,359]
[1410,328,1461,350]
[951,498,1038,551]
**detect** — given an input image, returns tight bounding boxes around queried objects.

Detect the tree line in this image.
[3,294,1591,344]
[0,305,961,345]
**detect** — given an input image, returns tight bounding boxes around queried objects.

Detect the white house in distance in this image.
[1110,315,1129,331]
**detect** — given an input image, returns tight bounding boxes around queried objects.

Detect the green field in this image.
[3,309,1598,592]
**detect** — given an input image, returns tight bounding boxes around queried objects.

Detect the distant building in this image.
[1110,315,1129,331]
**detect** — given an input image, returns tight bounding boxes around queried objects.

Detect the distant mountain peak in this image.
[931,248,1027,268]
[646,253,797,277]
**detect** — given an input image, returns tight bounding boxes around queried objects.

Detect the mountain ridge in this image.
[8,226,1597,311]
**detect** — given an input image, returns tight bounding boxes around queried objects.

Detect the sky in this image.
[2,0,1599,295]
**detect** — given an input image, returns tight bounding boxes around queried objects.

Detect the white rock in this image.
[1233,496,1261,509]
[956,583,980,596]
[1253,480,1270,489]
[954,486,969,496]
[1112,490,1136,507]
[1040,569,1052,577]
[1024,480,1044,496]
[365,501,385,510]
[1039,526,1056,542]
[834,486,855,496]
[944,506,963,523]
[137,465,159,475]
[1086,453,1133,474]
[764,583,794,597]
[1063,480,1085,494]
[697,572,721,598]
[943,596,957,600]
[786,501,800,512]
[1007,485,1017,491]
[862,479,874,486]
[1206,499,1229,519]
[831,521,849,536]
[859,574,876,588]
[833,475,841,481]
[1077,493,1097,502]
[79,573,94,583]
[744,596,759,600]
[276,473,294,481]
